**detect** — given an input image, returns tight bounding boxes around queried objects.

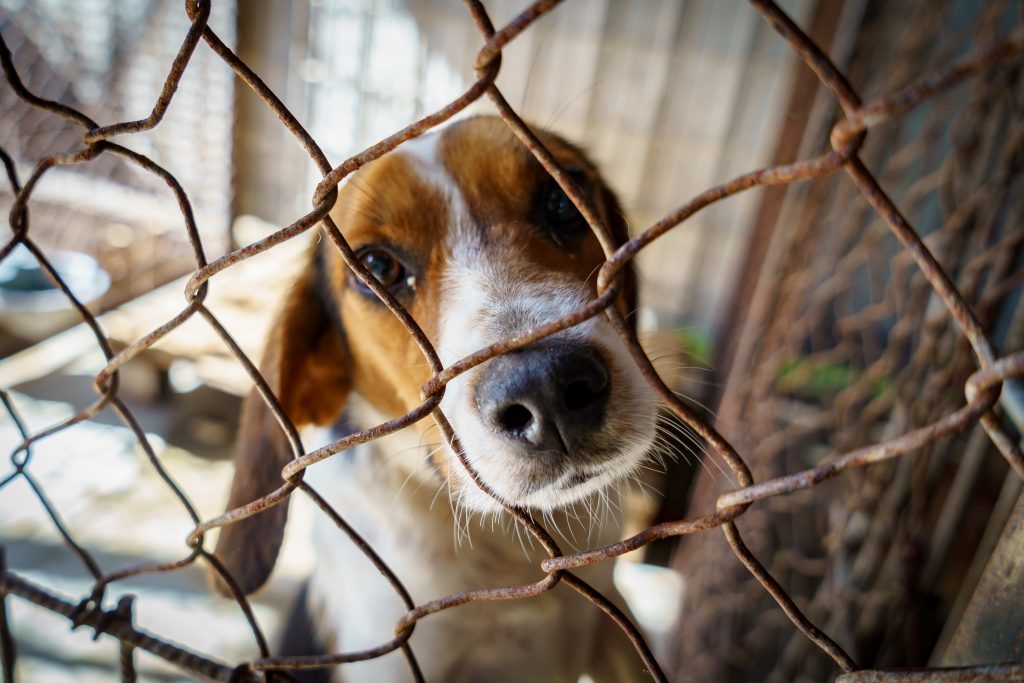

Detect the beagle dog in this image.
[213,116,658,682]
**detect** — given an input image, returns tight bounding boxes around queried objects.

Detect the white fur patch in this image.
[398,132,470,230]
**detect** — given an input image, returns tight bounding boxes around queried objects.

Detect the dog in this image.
[213,116,659,682]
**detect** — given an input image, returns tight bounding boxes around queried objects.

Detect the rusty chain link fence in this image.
[0,0,235,321]
[1,0,1024,681]
[674,1,1024,681]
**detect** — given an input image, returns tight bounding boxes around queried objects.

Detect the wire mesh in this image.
[676,1,1024,680]
[1,0,1023,681]
[0,0,236,324]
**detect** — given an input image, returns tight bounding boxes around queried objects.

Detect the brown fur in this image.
[324,152,449,417]
[213,263,351,594]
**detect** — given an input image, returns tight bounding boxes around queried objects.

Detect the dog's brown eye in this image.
[542,169,588,232]
[357,248,404,288]
[546,185,578,223]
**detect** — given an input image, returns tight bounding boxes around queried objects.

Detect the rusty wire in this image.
[1,0,1023,681]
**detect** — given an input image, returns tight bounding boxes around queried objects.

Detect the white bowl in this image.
[0,244,111,340]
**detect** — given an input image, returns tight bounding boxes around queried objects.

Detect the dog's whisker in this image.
[646,436,674,463]
[656,416,738,485]
[669,390,719,418]
[634,460,668,477]
[632,473,663,500]
[391,444,448,505]
[657,426,720,483]
[429,475,451,513]
[651,433,689,467]
[645,356,715,371]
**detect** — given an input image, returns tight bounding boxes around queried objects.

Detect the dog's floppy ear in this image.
[599,185,639,333]
[212,243,350,595]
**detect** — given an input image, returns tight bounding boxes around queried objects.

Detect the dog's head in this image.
[214,116,656,593]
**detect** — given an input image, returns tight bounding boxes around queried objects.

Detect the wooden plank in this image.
[939,488,1024,664]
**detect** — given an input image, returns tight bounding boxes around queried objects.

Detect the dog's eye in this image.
[546,185,578,223]
[542,169,587,232]
[357,248,405,289]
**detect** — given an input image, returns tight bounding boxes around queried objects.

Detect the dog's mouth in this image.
[520,464,602,496]
[559,468,599,490]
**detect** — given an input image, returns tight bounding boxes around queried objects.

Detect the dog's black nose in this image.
[474,342,610,455]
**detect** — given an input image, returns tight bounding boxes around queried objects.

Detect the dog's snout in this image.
[475,343,610,455]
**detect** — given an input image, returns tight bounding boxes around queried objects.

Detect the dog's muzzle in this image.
[474,341,611,460]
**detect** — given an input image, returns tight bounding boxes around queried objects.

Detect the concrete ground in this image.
[1,382,317,682]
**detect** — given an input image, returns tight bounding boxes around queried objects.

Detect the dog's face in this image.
[323,117,656,512]
[215,116,656,593]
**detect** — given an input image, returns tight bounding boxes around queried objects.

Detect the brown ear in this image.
[600,185,639,334]
[212,243,350,595]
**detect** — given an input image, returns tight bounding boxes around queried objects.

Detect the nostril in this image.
[474,343,610,447]
[563,379,602,412]
[496,403,533,433]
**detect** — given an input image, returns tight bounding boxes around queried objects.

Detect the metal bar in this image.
[115,597,137,683]
[0,570,250,683]
[0,550,16,683]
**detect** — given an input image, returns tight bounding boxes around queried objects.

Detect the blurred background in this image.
[1,0,1022,681]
